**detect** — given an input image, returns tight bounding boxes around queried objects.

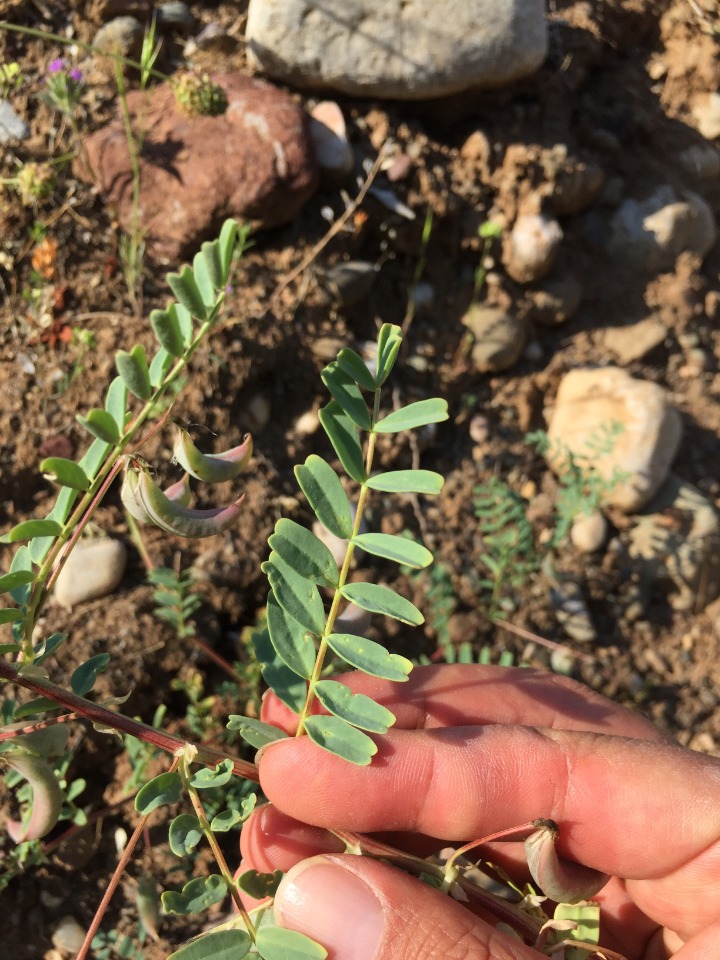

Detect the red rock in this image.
[78,74,318,263]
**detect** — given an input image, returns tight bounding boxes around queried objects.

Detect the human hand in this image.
[239,664,720,959]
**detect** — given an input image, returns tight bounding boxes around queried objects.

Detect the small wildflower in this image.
[69,68,83,83]
[48,58,65,74]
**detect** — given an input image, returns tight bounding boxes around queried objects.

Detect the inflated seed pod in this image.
[172,429,252,483]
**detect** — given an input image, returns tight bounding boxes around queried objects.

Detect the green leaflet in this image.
[314,680,395,733]
[327,633,412,682]
[304,715,377,766]
[150,307,185,357]
[167,264,208,321]
[295,455,353,539]
[149,346,173,387]
[115,344,152,401]
[70,653,110,696]
[218,219,238,279]
[262,553,326,636]
[201,239,224,291]
[169,302,194,347]
[135,771,182,814]
[374,398,449,434]
[268,518,339,588]
[365,469,444,494]
[210,809,243,832]
[162,875,227,915]
[227,715,289,750]
[321,362,371,430]
[253,627,307,714]
[105,375,128,431]
[79,436,112,481]
[0,609,22,624]
[340,582,424,626]
[76,408,120,444]
[168,929,251,960]
[375,323,402,386]
[351,533,432,569]
[318,401,366,483]
[267,591,316,679]
[235,869,283,900]
[193,248,217,308]
[189,758,234,789]
[169,814,203,856]
[255,927,327,960]
[336,347,376,391]
[1,519,61,544]
[0,570,34,594]
[39,457,90,491]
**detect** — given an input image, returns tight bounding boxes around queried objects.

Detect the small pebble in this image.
[185,22,235,55]
[52,916,86,954]
[93,16,144,59]
[0,99,30,144]
[692,92,720,141]
[309,101,354,181]
[320,260,378,307]
[570,511,607,553]
[246,393,272,433]
[550,648,575,675]
[469,414,490,444]
[53,538,127,610]
[504,212,563,284]
[523,340,543,363]
[157,0,196,34]
[294,409,320,436]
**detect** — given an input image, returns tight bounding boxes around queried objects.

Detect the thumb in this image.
[273,854,541,960]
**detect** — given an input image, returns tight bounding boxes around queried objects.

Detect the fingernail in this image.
[275,858,384,960]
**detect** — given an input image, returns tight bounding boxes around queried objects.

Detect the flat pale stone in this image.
[463,305,525,373]
[602,317,667,365]
[546,367,682,513]
[246,0,548,99]
[53,538,127,610]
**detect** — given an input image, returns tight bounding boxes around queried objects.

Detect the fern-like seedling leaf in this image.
[268,518,339,588]
[262,554,326,635]
[352,533,432,569]
[341,582,424,625]
[168,929,252,960]
[318,401,366,483]
[314,680,395,733]
[116,344,152,401]
[365,469,444,494]
[255,927,327,960]
[167,264,208,321]
[321,362,372,430]
[327,633,412,681]
[267,592,316,679]
[374,398,449,434]
[304,715,377,766]
[295,455,353,539]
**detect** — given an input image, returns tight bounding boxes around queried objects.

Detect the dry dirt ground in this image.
[1,1,720,956]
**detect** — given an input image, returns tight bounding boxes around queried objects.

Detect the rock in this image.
[526,275,583,326]
[185,23,236,56]
[550,577,596,643]
[293,409,320,436]
[548,158,605,216]
[51,916,86,953]
[0,100,29,144]
[318,261,378,307]
[608,186,716,273]
[692,92,720,141]
[602,317,667,365]
[546,367,682,513]
[679,143,720,182]
[246,0,548,99]
[246,392,272,433]
[92,16,144,59]
[157,1,196,34]
[504,213,563,284]
[570,511,607,553]
[53,538,127,610]
[627,475,720,611]
[78,74,318,263]
[309,101,354,182]
[463,304,525,373]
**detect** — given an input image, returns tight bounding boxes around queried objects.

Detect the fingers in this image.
[273,853,543,960]
[259,724,720,939]
[240,805,344,874]
[261,664,666,741]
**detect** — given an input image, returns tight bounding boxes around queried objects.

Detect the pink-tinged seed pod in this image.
[4,752,63,842]
[134,467,245,539]
[172,430,252,483]
[524,819,610,903]
[163,473,192,507]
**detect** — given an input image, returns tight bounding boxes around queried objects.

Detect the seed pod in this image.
[121,467,191,521]
[4,752,63,842]
[163,473,192,507]
[172,430,252,483]
[525,819,610,903]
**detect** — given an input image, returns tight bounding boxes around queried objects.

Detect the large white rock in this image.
[246,0,548,99]
[546,367,682,513]
[53,537,127,610]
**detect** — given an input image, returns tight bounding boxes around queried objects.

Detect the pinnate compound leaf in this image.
[135,771,182,814]
[70,653,110,696]
[268,518,339,588]
[116,344,152,401]
[304,715,376,765]
[321,363,371,430]
[76,408,120,444]
[189,758,234,789]
[318,401,366,483]
[267,591,316,679]
[0,571,34,594]
[365,469,444,495]
[218,219,239,279]
[105,375,128,431]
[169,814,203,856]
[253,628,308,714]
[227,715,289,750]
[168,929,251,960]
[235,869,283,900]
[1,519,62,544]
[40,457,90,491]
[151,307,184,357]
[340,582,424,626]
[149,346,173,387]
[162,875,227,915]
[295,455,353,539]
[262,553,326,636]
[0,609,23,624]
[336,348,376,391]
[327,633,412,682]
[314,680,395,733]
[375,323,402,386]
[167,265,208,320]
[352,533,432,569]
[374,398,449,434]
[193,249,216,308]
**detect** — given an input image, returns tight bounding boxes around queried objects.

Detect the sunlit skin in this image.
[239,664,720,960]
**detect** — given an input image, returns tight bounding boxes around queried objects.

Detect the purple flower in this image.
[69,68,83,83]
[48,58,65,74]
